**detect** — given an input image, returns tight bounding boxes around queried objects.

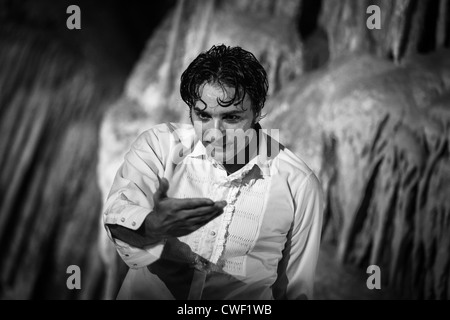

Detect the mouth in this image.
[204,139,229,148]
[205,144,228,153]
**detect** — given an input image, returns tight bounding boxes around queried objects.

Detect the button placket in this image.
[209,182,241,264]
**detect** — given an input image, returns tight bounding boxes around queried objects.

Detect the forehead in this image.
[197,83,251,113]
[201,83,234,98]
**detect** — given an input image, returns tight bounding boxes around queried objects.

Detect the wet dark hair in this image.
[180,44,268,116]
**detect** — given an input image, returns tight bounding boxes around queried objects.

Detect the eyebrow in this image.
[193,107,245,116]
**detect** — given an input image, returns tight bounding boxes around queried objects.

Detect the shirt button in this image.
[121,217,125,222]
[132,221,136,227]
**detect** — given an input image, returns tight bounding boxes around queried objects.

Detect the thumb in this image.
[154,176,169,200]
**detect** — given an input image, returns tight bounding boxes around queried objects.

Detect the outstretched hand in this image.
[144,176,227,243]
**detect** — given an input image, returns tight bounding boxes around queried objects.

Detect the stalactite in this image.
[2,0,449,300]
[0,26,119,299]
[160,0,185,98]
[319,0,448,63]
[264,49,450,299]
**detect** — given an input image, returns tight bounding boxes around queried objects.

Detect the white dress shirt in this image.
[103,122,323,300]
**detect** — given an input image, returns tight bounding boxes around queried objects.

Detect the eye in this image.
[196,112,210,121]
[224,115,241,122]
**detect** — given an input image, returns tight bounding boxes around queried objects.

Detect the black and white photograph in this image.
[0,0,449,304]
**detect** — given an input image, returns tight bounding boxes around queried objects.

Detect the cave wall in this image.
[262,51,450,299]
[1,0,449,299]
[320,0,450,61]
[0,26,109,299]
[0,0,175,299]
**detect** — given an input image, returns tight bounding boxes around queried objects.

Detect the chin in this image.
[209,149,236,164]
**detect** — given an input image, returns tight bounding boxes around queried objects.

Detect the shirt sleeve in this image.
[277,172,324,299]
[103,129,167,269]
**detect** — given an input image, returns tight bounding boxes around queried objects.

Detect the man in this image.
[103,44,323,299]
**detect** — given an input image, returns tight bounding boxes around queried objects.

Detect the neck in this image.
[222,123,260,175]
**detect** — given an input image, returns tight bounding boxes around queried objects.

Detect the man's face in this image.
[191,83,257,163]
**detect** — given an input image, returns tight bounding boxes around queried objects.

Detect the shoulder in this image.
[261,130,320,191]
[274,147,323,229]
[141,122,194,138]
[275,145,315,180]
[273,145,322,196]
[277,148,313,178]
[133,122,195,148]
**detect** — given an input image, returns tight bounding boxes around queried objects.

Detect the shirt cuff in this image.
[114,238,167,269]
[103,201,150,230]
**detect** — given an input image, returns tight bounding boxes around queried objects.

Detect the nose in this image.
[203,118,226,145]
[213,118,224,132]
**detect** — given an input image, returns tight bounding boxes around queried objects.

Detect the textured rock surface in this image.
[320,0,450,62]
[2,0,449,300]
[0,0,174,299]
[0,27,111,299]
[262,50,450,299]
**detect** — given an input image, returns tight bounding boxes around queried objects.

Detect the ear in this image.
[253,111,261,124]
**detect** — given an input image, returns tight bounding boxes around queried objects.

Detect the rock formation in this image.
[1,0,449,299]
[263,51,450,299]
[0,0,173,299]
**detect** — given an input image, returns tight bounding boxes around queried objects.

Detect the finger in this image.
[170,207,224,236]
[169,215,223,237]
[171,198,218,210]
[154,176,169,200]
[189,211,224,229]
[215,200,227,208]
[178,205,224,220]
